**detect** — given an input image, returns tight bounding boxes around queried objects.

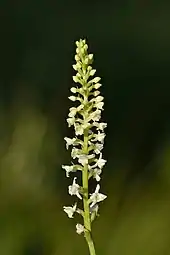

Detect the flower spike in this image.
[62,39,107,255]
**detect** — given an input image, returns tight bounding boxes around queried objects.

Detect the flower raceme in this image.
[62,39,107,243]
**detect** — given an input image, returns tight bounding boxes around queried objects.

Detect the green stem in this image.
[82,129,96,255]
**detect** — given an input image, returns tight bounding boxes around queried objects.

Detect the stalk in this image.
[83,129,96,255]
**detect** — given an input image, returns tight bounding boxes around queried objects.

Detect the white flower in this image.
[71,147,80,159]
[95,101,104,110]
[91,168,102,181]
[93,90,100,97]
[78,154,95,166]
[96,153,106,168]
[74,121,91,136]
[70,87,77,93]
[74,123,84,136]
[95,96,104,102]
[64,137,76,150]
[91,131,105,143]
[76,223,84,234]
[94,83,102,89]
[62,165,74,177]
[89,69,96,76]
[63,203,77,218]
[94,143,103,154]
[90,203,99,214]
[72,64,78,71]
[68,96,77,101]
[90,203,99,222]
[73,76,79,83]
[93,122,107,131]
[88,110,101,122]
[68,107,77,117]
[89,184,107,207]
[88,54,93,60]
[67,117,76,127]
[69,177,82,199]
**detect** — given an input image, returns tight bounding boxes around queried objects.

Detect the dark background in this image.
[0,1,170,254]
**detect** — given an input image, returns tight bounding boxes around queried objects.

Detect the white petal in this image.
[70,87,77,93]
[76,224,84,234]
[68,96,77,101]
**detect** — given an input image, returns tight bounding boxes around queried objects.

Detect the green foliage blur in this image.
[0,1,170,254]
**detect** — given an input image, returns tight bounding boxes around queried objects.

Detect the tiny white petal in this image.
[64,137,76,149]
[72,64,78,71]
[74,123,84,136]
[62,165,74,177]
[67,117,76,127]
[76,224,84,234]
[94,83,102,89]
[95,96,104,102]
[92,77,101,83]
[89,69,96,76]
[75,55,80,61]
[94,122,107,130]
[93,90,100,97]
[69,177,82,199]
[70,87,77,93]
[95,101,104,110]
[73,76,79,83]
[68,107,77,117]
[71,147,80,159]
[91,132,105,143]
[63,203,77,218]
[90,184,107,207]
[88,54,93,60]
[87,66,92,71]
[68,96,77,101]
[78,154,95,166]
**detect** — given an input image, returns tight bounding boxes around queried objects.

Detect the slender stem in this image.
[82,129,96,255]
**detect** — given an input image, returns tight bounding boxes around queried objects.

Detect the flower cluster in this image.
[62,39,107,235]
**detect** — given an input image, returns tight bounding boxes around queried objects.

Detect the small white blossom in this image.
[93,91,100,97]
[88,109,101,122]
[94,83,102,89]
[90,203,99,214]
[68,107,77,118]
[94,143,103,154]
[64,137,76,150]
[76,223,85,234]
[68,96,77,101]
[78,154,95,166]
[92,131,105,143]
[91,168,102,181]
[63,203,77,218]
[69,177,82,199]
[94,122,107,131]
[95,101,104,110]
[88,54,93,60]
[71,147,80,159]
[96,153,106,169]
[62,165,74,177]
[73,75,79,83]
[67,117,76,127]
[89,184,107,207]
[74,123,84,136]
[90,77,101,84]
[95,96,104,103]
[72,64,78,71]
[89,69,96,76]
[70,87,77,93]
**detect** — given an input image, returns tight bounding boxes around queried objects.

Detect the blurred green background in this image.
[0,1,170,254]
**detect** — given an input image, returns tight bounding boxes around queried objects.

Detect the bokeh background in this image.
[0,1,170,254]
